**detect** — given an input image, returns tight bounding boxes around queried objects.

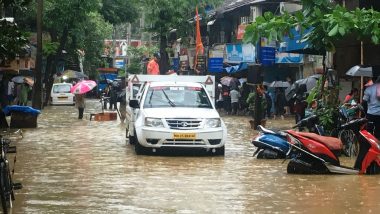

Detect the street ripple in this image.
[7,99,380,213]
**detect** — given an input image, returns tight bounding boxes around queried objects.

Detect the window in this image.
[144,86,212,108]
[53,85,71,93]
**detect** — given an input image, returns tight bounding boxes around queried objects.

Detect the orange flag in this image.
[195,6,204,55]
[194,6,204,72]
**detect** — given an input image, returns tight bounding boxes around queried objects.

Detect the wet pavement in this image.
[7,99,380,213]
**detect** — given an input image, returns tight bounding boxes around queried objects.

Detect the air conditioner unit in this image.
[250,6,262,22]
[280,2,302,14]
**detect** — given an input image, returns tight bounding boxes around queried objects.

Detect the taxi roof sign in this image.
[131,75,139,83]
[205,76,213,85]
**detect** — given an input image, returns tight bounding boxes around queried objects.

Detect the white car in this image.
[50,83,75,105]
[128,81,227,155]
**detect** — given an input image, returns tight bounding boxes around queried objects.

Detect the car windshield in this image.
[53,85,71,93]
[143,86,212,108]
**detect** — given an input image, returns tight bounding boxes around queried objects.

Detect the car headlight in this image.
[145,117,164,127]
[204,118,221,128]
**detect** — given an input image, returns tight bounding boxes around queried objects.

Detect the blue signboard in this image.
[226,44,243,63]
[260,47,276,66]
[208,58,224,72]
[276,53,303,64]
[114,59,125,69]
[279,28,313,53]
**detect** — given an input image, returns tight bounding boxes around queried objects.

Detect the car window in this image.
[143,86,212,108]
[53,85,71,93]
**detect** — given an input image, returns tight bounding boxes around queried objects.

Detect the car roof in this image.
[53,83,72,86]
[148,81,203,87]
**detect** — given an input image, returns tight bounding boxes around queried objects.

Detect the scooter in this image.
[251,125,289,159]
[297,105,363,157]
[250,105,362,160]
[286,118,380,175]
[251,115,324,159]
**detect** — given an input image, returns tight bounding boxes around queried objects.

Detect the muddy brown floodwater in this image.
[6,99,380,213]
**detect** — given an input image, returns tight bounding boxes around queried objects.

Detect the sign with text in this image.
[179,55,189,71]
[195,55,206,74]
[260,47,276,66]
[114,58,125,68]
[208,58,224,72]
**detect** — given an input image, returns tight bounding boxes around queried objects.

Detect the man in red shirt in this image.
[147,53,160,75]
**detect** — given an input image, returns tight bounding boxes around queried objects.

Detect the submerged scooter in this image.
[286,118,380,174]
[251,115,322,159]
[251,125,289,159]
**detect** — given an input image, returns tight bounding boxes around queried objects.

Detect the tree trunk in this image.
[159,35,169,75]
[319,54,327,99]
[43,28,70,106]
[32,0,43,110]
[43,54,54,106]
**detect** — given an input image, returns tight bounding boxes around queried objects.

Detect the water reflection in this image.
[9,100,380,213]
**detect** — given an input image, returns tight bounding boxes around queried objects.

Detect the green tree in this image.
[73,12,113,79]
[0,0,31,62]
[244,0,380,61]
[243,0,380,132]
[0,19,28,62]
[127,45,158,74]
[100,0,139,25]
[142,0,222,74]
[18,0,139,106]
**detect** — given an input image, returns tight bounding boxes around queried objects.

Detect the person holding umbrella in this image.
[75,93,85,119]
[71,80,97,119]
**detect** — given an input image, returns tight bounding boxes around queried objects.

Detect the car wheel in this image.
[134,141,147,155]
[128,131,136,145]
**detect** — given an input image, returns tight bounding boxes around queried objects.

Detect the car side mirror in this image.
[129,99,140,108]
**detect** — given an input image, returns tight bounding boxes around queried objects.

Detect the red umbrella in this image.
[70,80,97,94]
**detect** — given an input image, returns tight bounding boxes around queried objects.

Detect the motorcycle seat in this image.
[297,132,343,151]
[258,125,284,136]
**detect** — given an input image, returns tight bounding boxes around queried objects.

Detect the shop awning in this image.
[216,0,265,15]
[223,62,248,74]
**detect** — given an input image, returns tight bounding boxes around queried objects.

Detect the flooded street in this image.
[9,99,380,213]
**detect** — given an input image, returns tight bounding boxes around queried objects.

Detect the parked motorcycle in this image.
[251,125,289,159]
[251,104,363,159]
[286,118,380,175]
[251,114,332,159]
[296,104,363,157]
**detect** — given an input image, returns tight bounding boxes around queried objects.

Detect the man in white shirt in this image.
[7,80,15,105]
[230,87,241,115]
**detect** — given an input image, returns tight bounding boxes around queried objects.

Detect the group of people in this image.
[74,80,123,120]
[102,81,120,111]
[2,78,32,107]
[215,74,380,139]
[217,82,288,121]
[338,77,380,138]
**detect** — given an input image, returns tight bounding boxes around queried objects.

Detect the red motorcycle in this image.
[285,118,380,174]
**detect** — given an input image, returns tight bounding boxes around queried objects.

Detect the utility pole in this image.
[33,0,43,109]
